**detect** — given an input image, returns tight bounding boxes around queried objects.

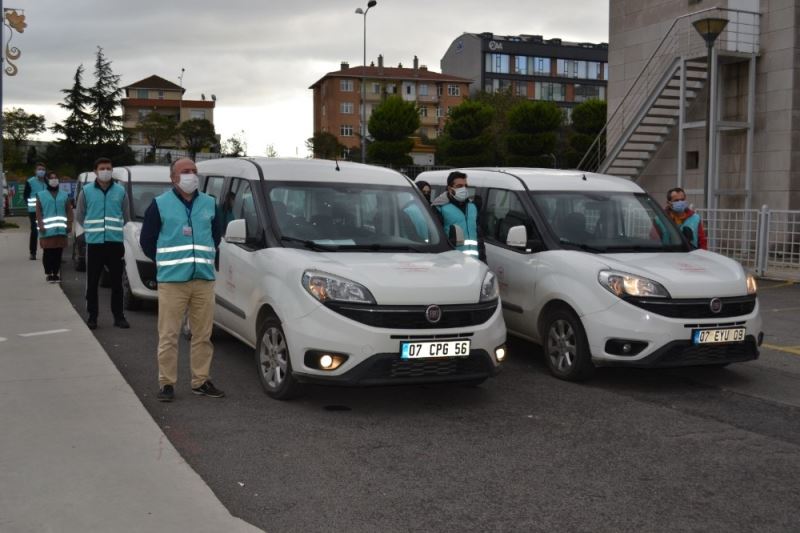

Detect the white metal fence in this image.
[697,207,800,281]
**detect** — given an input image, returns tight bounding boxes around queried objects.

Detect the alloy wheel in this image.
[547,319,577,372]
[259,327,288,388]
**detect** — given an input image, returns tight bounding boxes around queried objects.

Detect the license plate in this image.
[400,340,471,359]
[692,327,746,345]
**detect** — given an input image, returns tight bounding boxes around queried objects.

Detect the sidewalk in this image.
[0,220,262,533]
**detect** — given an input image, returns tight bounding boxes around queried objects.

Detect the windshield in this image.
[267,181,447,252]
[529,191,689,253]
[131,182,172,220]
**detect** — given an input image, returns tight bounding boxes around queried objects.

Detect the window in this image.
[485,53,510,74]
[136,89,148,99]
[372,83,381,94]
[157,90,164,99]
[340,125,354,136]
[535,81,565,101]
[419,84,428,96]
[515,56,528,75]
[686,151,699,170]
[204,176,224,202]
[190,110,206,120]
[447,84,460,96]
[482,189,537,248]
[130,182,174,221]
[340,102,354,114]
[557,59,580,78]
[437,85,443,97]
[530,57,551,75]
[406,85,412,95]
[436,107,443,118]
[515,82,528,97]
[603,63,609,80]
[574,84,606,102]
[386,83,397,94]
[340,79,354,92]
[485,78,511,94]
[419,106,428,118]
[586,62,601,80]
[138,109,152,120]
[230,179,262,244]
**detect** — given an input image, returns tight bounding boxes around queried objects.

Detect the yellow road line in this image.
[759,281,795,290]
[762,343,800,356]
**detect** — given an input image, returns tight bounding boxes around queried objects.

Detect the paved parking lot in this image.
[59,264,800,533]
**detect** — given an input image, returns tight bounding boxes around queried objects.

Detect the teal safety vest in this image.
[36,189,69,238]
[437,201,479,257]
[154,190,216,283]
[679,213,702,248]
[83,182,126,243]
[27,176,47,213]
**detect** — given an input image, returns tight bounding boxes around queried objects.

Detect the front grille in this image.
[625,295,756,319]
[325,300,498,329]
[657,337,758,366]
[359,352,494,381]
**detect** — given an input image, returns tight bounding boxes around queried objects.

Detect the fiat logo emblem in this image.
[710,298,723,314]
[425,305,442,324]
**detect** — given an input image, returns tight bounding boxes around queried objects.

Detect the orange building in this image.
[309,55,471,163]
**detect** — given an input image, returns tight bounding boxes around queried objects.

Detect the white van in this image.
[196,158,507,399]
[418,168,763,381]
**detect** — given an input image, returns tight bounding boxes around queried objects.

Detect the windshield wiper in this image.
[558,239,606,253]
[280,236,339,251]
[337,243,427,253]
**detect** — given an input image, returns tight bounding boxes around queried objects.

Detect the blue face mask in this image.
[36,169,46,178]
[671,200,688,213]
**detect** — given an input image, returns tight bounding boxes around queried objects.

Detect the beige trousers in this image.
[157,279,215,388]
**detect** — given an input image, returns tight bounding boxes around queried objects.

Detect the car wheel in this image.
[543,307,594,381]
[256,315,301,400]
[73,240,86,272]
[122,268,142,311]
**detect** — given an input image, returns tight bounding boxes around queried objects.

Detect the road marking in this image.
[768,307,800,313]
[762,343,800,356]
[0,337,7,342]
[18,329,70,338]
[759,281,795,290]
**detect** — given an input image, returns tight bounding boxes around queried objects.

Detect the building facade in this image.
[607,0,798,211]
[309,56,471,163]
[440,32,609,122]
[122,75,216,149]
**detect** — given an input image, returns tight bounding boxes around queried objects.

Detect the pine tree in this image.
[51,64,93,145]
[89,46,123,145]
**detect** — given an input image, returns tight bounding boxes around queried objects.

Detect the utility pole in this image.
[0,4,27,222]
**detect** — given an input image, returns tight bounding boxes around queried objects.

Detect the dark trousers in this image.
[28,213,38,255]
[42,248,63,276]
[86,242,125,319]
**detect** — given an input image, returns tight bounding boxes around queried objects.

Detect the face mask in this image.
[97,170,113,182]
[671,200,688,213]
[178,173,199,194]
[48,179,59,188]
[453,187,469,202]
[36,169,46,178]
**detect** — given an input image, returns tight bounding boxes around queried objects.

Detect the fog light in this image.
[622,343,632,354]
[495,345,507,362]
[319,354,334,369]
[146,280,158,290]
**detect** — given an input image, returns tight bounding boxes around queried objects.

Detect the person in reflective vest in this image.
[665,187,707,249]
[35,171,73,283]
[139,158,224,402]
[75,157,131,330]
[24,162,48,260]
[432,171,486,261]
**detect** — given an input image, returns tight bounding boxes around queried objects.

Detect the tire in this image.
[73,240,86,272]
[255,315,301,400]
[122,268,143,311]
[542,306,594,381]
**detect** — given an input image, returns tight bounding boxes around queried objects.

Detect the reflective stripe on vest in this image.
[37,190,69,238]
[27,176,47,213]
[83,182,126,243]
[154,191,216,282]
[437,201,479,257]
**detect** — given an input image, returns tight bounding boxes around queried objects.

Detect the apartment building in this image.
[309,56,471,163]
[440,32,608,122]
[122,75,216,148]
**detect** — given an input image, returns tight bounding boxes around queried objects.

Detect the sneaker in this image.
[46,274,54,283]
[114,317,130,329]
[157,385,175,402]
[87,316,98,330]
[29,253,36,260]
[52,274,61,283]
[192,380,225,398]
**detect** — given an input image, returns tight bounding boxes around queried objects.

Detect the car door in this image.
[215,178,265,343]
[481,188,542,338]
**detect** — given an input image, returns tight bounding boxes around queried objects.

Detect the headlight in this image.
[598,270,670,299]
[480,271,499,302]
[746,273,758,295]
[302,270,376,304]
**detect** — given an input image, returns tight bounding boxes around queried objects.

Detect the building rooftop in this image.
[309,61,472,89]
[124,75,185,93]
[471,32,608,49]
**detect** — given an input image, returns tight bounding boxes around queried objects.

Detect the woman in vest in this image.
[35,171,73,283]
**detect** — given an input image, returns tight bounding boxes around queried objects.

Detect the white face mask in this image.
[178,173,199,194]
[97,170,113,182]
[48,178,59,188]
[453,187,469,202]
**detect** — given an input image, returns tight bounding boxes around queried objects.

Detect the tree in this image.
[135,112,178,161]
[505,100,563,167]
[2,107,46,151]
[436,100,495,167]
[51,64,93,145]
[265,144,278,158]
[179,119,217,159]
[473,88,524,165]
[89,47,124,145]
[222,130,248,157]
[306,131,345,160]
[366,96,420,166]
[567,99,607,170]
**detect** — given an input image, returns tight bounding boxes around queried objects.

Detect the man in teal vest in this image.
[140,158,223,402]
[665,187,707,249]
[432,171,486,262]
[75,157,131,330]
[23,162,47,260]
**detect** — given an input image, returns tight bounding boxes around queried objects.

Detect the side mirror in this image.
[506,225,528,248]
[682,226,696,249]
[449,224,465,247]
[225,219,247,244]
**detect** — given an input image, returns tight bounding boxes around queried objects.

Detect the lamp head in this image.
[367,0,377,7]
[355,7,364,14]
[692,17,729,46]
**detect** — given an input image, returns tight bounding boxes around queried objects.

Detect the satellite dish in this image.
[211,94,217,101]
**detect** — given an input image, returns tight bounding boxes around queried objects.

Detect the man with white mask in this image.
[140,158,223,402]
[431,170,486,262]
[75,157,131,329]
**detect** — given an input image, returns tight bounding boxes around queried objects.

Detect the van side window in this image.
[482,188,537,247]
[204,176,224,202]
[230,179,263,245]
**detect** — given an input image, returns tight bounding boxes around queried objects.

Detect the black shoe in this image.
[53,274,61,283]
[114,317,130,329]
[29,253,36,260]
[46,274,54,283]
[87,316,98,330]
[157,385,175,402]
[192,380,225,398]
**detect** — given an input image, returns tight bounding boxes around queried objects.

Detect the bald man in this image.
[140,158,224,402]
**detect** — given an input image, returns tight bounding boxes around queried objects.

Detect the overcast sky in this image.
[3,0,609,157]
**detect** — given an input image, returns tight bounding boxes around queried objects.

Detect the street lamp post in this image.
[692,17,728,209]
[0,3,26,223]
[355,0,376,163]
